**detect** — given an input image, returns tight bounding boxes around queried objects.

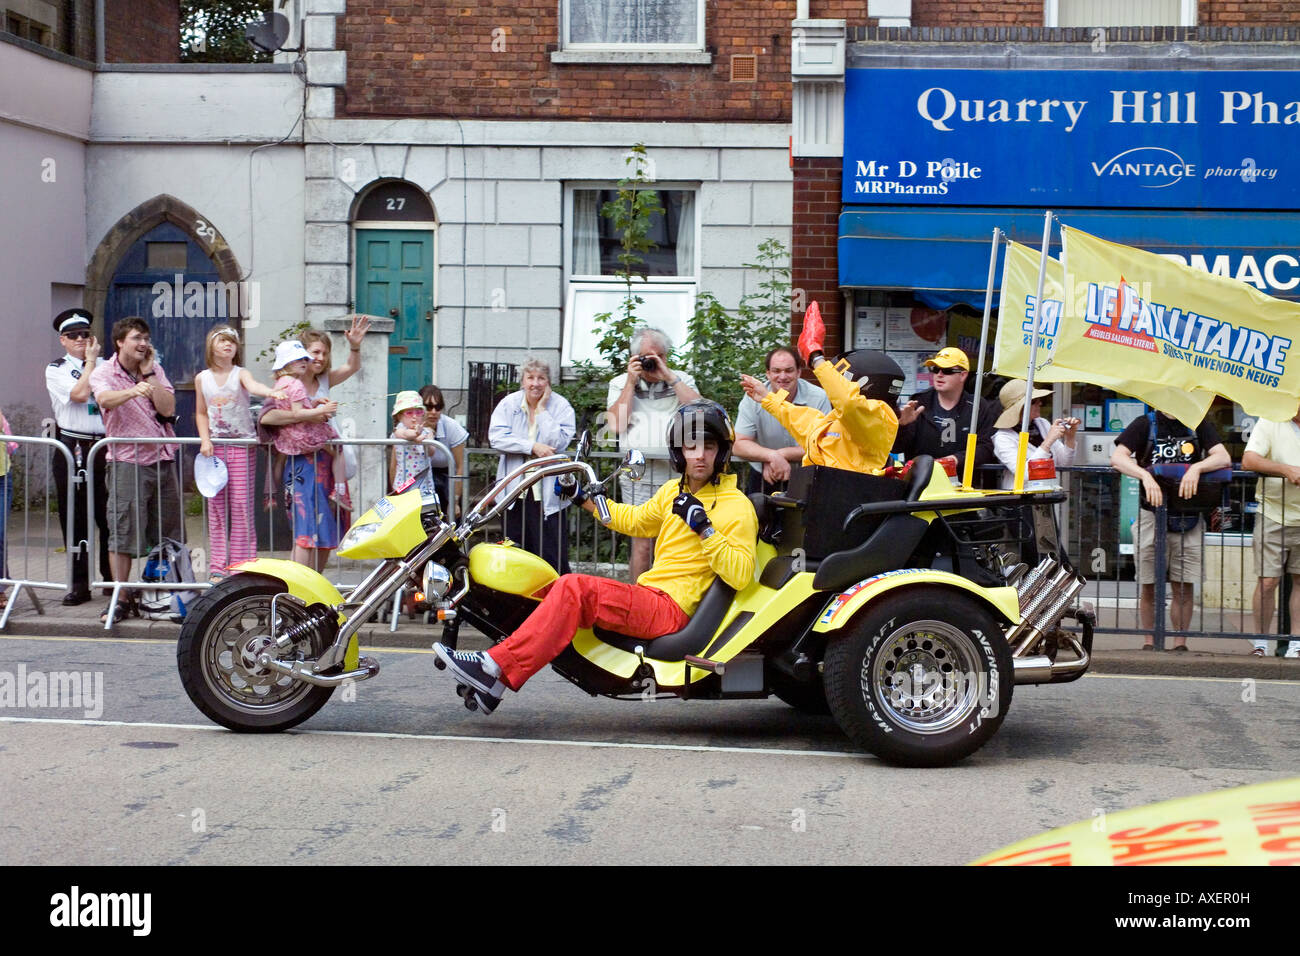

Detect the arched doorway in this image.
[86,196,246,438]
[352,180,437,414]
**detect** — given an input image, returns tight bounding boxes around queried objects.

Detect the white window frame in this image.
[562,182,700,368]
[1044,0,1197,27]
[554,0,711,65]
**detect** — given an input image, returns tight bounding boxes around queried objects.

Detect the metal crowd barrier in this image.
[0,435,74,630]
[1054,464,1295,651]
[85,435,457,629]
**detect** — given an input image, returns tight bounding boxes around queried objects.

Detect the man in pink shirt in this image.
[89,317,182,622]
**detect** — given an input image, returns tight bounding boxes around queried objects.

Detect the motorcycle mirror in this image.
[620,449,646,481]
[575,430,591,460]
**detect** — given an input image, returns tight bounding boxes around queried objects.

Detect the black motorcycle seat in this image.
[592,576,737,661]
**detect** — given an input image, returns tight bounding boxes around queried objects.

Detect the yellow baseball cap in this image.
[923,346,970,371]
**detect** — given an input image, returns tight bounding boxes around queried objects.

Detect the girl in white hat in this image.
[264,339,352,512]
[991,379,1078,490]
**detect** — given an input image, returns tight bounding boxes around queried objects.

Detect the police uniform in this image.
[46,310,110,603]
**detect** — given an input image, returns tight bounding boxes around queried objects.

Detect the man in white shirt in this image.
[605,327,700,581]
[1242,409,1300,658]
[45,310,110,606]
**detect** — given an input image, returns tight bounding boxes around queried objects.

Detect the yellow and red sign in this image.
[972,776,1300,866]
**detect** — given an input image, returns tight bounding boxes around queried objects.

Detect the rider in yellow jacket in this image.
[741,301,904,474]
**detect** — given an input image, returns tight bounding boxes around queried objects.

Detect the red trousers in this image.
[487,574,690,691]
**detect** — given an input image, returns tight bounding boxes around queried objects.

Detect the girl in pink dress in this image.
[263,340,352,512]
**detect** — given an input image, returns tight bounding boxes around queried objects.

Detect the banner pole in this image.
[1015,209,1054,492]
[963,226,1002,489]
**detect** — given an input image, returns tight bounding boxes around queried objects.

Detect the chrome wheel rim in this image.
[866,620,987,735]
[200,594,319,715]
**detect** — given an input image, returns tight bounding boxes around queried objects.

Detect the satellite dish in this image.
[245,10,291,53]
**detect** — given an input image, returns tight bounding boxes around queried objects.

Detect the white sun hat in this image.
[194,453,230,498]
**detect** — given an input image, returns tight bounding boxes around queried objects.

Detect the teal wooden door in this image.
[355,229,434,412]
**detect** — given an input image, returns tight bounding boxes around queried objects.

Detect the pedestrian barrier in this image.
[84,435,456,628]
[1,427,1289,654]
[1055,465,1295,651]
[0,436,74,630]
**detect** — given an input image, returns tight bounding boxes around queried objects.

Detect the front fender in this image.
[811,568,1020,633]
[232,559,357,669]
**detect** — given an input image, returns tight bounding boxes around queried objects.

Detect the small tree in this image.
[180,0,272,63]
[554,144,664,437]
[681,238,792,419]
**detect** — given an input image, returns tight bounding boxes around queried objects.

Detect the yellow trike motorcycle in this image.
[177,442,1092,766]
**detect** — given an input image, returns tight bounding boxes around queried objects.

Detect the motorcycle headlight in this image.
[340,521,383,551]
[422,562,452,601]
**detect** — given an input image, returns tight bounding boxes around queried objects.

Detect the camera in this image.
[636,354,659,373]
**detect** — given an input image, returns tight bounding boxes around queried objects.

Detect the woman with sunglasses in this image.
[387,384,468,512]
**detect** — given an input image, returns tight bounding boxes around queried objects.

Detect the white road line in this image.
[0,715,867,760]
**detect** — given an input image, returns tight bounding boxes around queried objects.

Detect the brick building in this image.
[788,2,1300,408]
[302,0,798,422]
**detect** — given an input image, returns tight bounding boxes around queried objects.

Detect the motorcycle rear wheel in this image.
[177,577,334,733]
[823,587,1013,767]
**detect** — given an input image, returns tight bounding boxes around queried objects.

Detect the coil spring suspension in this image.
[276,604,337,653]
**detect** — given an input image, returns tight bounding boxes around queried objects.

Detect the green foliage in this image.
[256,320,313,364]
[180,0,272,64]
[552,146,794,455]
[682,238,792,419]
[553,145,664,437]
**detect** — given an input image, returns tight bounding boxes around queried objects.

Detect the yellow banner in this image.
[994,240,1213,424]
[1057,225,1300,420]
[972,776,1300,866]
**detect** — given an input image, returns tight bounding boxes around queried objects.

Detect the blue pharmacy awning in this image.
[838,206,1300,310]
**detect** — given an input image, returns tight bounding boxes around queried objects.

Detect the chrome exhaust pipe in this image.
[257,654,381,687]
[1013,655,1054,684]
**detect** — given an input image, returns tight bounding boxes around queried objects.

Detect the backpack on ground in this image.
[138,537,200,622]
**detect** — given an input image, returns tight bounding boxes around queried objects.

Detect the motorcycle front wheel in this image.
[177,577,335,733]
[823,586,1013,767]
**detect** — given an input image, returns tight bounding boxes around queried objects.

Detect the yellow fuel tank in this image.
[468,543,558,600]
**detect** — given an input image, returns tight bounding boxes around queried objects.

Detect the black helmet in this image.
[833,350,905,404]
[666,399,735,481]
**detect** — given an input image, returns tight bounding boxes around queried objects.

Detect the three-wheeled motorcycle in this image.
[177,444,1093,766]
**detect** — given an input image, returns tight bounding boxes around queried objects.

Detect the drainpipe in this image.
[94,0,104,64]
[797,0,810,18]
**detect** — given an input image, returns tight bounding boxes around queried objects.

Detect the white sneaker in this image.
[1286,643,1299,660]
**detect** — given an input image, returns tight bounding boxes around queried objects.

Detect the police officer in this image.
[46,309,110,605]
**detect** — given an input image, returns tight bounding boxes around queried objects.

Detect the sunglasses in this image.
[933,366,965,375]
[63,330,92,340]
[424,403,443,411]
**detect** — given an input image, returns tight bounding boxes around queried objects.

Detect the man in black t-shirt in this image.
[893,347,999,480]
[1111,411,1230,651]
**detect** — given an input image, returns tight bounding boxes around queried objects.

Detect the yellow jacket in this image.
[606,472,757,615]
[760,360,899,473]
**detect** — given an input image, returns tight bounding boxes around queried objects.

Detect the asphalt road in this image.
[2,634,1298,865]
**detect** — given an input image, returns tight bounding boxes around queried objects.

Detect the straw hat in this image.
[392,390,424,419]
[994,379,1053,429]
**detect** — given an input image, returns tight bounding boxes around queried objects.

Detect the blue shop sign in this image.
[843,69,1300,209]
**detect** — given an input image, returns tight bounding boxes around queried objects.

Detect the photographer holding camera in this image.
[606,327,700,581]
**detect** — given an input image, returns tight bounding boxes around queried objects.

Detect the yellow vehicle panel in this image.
[232,559,359,669]
[812,568,1020,632]
[337,488,427,560]
[468,543,558,600]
